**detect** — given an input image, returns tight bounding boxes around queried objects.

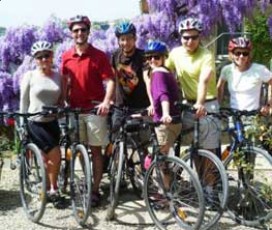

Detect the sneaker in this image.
[144,155,152,170]
[204,186,220,211]
[47,191,67,209]
[91,192,101,208]
[149,193,169,210]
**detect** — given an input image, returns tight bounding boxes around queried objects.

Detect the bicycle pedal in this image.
[177,207,187,220]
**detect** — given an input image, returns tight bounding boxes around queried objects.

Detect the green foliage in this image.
[0,126,14,152]
[245,13,272,67]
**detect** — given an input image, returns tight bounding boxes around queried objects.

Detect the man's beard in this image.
[122,47,135,57]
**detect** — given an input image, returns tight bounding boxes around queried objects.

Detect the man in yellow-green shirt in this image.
[166,17,220,151]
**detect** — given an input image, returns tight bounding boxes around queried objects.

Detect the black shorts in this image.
[28,119,60,154]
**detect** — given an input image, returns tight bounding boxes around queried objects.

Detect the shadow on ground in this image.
[0,189,21,211]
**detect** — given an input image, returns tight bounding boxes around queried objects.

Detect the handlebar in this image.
[175,101,221,118]
[110,104,148,117]
[42,106,99,116]
[220,107,260,119]
[6,111,48,118]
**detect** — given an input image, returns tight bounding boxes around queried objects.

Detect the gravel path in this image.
[0,158,270,230]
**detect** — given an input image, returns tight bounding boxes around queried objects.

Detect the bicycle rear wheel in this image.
[225,146,272,226]
[182,149,229,230]
[70,144,91,226]
[106,141,125,220]
[144,155,205,230]
[19,143,46,223]
[128,147,145,198]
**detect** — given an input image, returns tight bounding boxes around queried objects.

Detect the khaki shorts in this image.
[78,114,109,147]
[155,123,182,146]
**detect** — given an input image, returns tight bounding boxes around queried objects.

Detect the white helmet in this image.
[178,17,203,34]
[31,41,53,57]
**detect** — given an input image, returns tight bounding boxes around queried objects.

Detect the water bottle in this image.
[236,122,244,142]
[168,147,175,168]
[168,147,175,157]
[221,145,230,161]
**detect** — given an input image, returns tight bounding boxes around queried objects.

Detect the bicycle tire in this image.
[70,144,92,226]
[106,141,125,220]
[57,146,70,194]
[224,146,272,226]
[19,143,47,223]
[58,159,70,194]
[128,148,145,198]
[144,155,205,230]
[182,149,229,230]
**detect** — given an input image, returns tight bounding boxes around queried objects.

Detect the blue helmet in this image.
[115,22,136,37]
[144,40,168,56]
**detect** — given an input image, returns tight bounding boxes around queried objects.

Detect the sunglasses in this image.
[182,35,199,41]
[35,53,51,60]
[146,55,161,61]
[233,51,250,57]
[72,28,88,33]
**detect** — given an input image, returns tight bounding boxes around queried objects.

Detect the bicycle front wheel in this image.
[70,144,92,226]
[106,141,125,220]
[19,143,47,223]
[225,146,272,226]
[144,155,205,230]
[182,149,229,230]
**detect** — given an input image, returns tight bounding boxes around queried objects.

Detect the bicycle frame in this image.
[111,106,150,185]
[222,109,259,162]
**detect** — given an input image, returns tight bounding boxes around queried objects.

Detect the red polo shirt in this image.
[61,44,114,109]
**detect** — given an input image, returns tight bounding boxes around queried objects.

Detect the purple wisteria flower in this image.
[0,2,272,112]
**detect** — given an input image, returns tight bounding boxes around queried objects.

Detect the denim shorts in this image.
[182,100,221,149]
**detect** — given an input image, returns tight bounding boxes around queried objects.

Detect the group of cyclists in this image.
[19,13,272,217]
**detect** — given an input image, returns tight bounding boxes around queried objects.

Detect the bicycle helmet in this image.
[144,40,168,56]
[115,21,136,37]
[67,15,91,30]
[178,17,203,33]
[31,41,53,57]
[228,37,253,52]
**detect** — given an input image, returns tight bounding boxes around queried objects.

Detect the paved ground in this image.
[0,158,271,230]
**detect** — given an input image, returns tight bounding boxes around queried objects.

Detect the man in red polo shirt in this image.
[61,15,114,207]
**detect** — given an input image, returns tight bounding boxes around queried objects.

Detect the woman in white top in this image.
[20,41,64,207]
[217,37,272,112]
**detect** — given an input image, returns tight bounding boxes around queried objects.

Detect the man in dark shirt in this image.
[111,21,150,109]
[111,21,150,135]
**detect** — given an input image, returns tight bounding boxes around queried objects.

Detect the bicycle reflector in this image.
[5,117,15,127]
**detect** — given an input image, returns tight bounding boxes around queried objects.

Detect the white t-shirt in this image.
[220,63,272,110]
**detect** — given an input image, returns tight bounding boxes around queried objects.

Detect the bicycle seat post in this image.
[193,116,200,150]
[73,110,80,144]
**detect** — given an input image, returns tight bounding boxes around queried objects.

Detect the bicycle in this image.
[106,105,152,220]
[175,102,229,230]
[8,111,47,223]
[221,108,272,227]
[141,117,205,230]
[43,106,94,226]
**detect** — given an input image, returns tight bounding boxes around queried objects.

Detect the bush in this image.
[0,126,14,152]
[245,12,272,67]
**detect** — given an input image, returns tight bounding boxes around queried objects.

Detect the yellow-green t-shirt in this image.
[165,46,217,101]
